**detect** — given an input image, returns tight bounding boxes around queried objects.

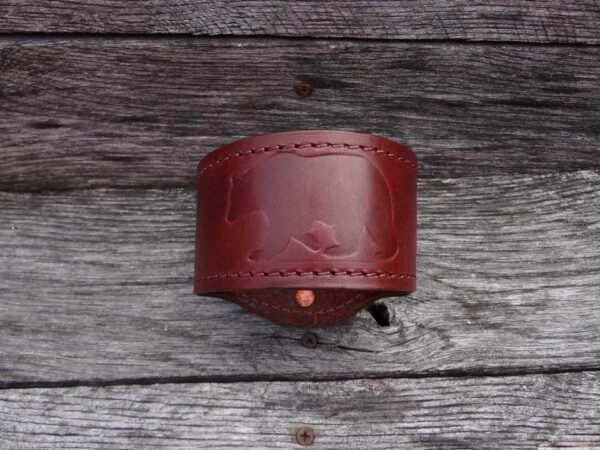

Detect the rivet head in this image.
[295,83,313,97]
[296,427,315,445]
[295,289,315,308]
[301,332,318,349]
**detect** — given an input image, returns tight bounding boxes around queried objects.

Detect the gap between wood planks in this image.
[3,366,600,391]
[1,32,599,47]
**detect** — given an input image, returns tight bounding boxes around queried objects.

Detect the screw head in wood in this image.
[295,427,315,445]
[301,332,318,349]
[294,289,315,308]
[295,83,313,97]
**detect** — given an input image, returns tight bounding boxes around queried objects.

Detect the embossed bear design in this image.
[226,151,398,262]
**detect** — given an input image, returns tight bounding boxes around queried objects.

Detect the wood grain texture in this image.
[1,372,600,448]
[1,171,598,384]
[0,38,599,192]
[0,1,599,43]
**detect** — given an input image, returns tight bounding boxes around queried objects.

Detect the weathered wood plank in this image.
[0,38,598,191]
[0,1,598,43]
[1,171,598,384]
[1,372,600,448]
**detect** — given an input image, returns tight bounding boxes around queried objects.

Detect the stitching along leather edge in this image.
[196,271,416,280]
[199,142,417,175]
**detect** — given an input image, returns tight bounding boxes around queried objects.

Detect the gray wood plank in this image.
[1,171,598,384]
[0,38,598,192]
[1,372,600,448]
[0,1,598,43]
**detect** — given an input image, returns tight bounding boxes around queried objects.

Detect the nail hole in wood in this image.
[301,332,318,349]
[295,83,313,97]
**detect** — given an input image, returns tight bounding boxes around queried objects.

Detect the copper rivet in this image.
[295,83,313,97]
[295,289,315,308]
[301,332,318,349]
[296,427,314,445]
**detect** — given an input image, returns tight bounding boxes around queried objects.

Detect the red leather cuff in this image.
[194,130,417,327]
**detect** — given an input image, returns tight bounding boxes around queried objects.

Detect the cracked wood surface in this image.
[1,171,598,384]
[0,1,598,43]
[1,372,600,448]
[0,39,599,191]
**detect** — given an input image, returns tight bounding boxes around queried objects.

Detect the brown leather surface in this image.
[194,130,417,327]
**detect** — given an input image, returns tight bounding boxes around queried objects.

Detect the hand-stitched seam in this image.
[197,270,416,280]
[199,142,417,175]
[239,292,368,316]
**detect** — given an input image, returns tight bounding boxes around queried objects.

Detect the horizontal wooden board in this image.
[0,38,599,191]
[1,372,600,448]
[1,171,599,384]
[0,1,599,43]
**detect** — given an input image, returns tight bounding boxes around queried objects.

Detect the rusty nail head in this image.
[301,332,318,349]
[295,83,313,97]
[295,289,315,308]
[296,427,314,445]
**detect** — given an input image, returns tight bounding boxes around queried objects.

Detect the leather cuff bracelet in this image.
[194,130,417,327]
